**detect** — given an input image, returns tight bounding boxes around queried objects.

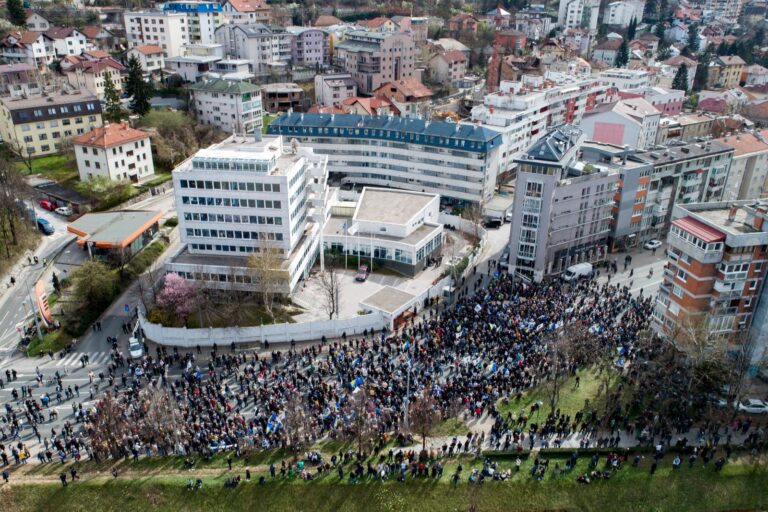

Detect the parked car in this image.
[39,199,56,211]
[355,265,369,282]
[36,218,54,235]
[128,338,144,359]
[483,219,502,229]
[735,398,768,414]
[54,206,72,217]
[644,239,663,250]
[561,263,593,282]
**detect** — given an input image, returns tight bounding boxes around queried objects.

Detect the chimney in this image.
[728,205,738,221]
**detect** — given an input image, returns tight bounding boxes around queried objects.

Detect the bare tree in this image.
[7,139,33,174]
[281,389,318,456]
[318,267,341,320]
[136,386,187,456]
[86,391,131,460]
[409,386,441,453]
[347,387,379,456]
[248,245,286,319]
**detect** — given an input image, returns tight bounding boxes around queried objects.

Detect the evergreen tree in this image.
[655,21,666,40]
[755,28,765,47]
[615,40,629,67]
[6,0,26,27]
[130,80,153,116]
[124,55,144,99]
[672,63,689,92]
[125,55,153,116]
[717,41,728,55]
[693,53,711,91]
[643,0,658,21]
[687,23,700,53]
[103,72,124,123]
[52,272,60,293]
[627,17,637,41]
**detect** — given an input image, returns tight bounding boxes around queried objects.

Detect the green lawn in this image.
[431,417,469,437]
[15,154,79,185]
[6,454,768,512]
[262,114,277,134]
[26,328,71,357]
[497,369,612,425]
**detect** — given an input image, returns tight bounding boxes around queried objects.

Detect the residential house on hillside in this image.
[580,98,661,149]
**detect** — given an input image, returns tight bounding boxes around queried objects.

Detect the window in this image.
[755,262,763,273]
[676,268,687,282]
[749,280,757,290]
[673,285,683,298]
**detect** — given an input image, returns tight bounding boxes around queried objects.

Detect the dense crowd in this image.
[1,266,766,480]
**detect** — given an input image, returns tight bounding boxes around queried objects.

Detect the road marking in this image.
[0,311,9,326]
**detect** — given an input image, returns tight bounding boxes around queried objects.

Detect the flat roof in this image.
[360,286,415,315]
[692,207,760,236]
[354,188,435,225]
[324,216,441,246]
[67,210,162,248]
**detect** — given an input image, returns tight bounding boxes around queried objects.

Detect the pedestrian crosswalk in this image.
[47,351,112,368]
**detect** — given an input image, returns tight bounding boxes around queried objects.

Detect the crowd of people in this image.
[0,261,766,487]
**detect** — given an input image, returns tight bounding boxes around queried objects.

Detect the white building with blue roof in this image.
[268,112,503,205]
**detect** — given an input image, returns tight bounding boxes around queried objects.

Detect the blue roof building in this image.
[268,113,503,204]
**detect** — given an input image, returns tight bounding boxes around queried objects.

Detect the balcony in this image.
[667,231,723,264]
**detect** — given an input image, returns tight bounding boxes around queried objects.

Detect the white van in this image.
[561,262,593,282]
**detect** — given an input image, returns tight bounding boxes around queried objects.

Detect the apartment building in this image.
[557,0,600,31]
[260,83,306,113]
[214,24,292,76]
[514,8,553,41]
[44,27,89,57]
[656,113,715,145]
[580,98,661,150]
[635,140,734,237]
[314,73,357,106]
[162,1,222,44]
[125,11,189,58]
[469,73,614,176]
[0,31,55,71]
[654,201,768,345]
[703,0,743,20]
[603,0,645,27]
[187,78,263,134]
[0,91,102,157]
[268,112,503,205]
[126,45,166,78]
[618,87,685,116]
[0,63,42,98]
[507,125,618,281]
[165,43,225,82]
[64,57,125,101]
[73,122,155,183]
[580,142,656,251]
[334,30,417,95]
[221,0,271,24]
[716,131,768,201]
[167,135,329,294]
[428,51,468,86]
[286,27,327,67]
[598,68,651,90]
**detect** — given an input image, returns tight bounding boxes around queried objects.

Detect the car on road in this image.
[129,338,144,359]
[355,265,369,282]
[54,206,72,217]
[39,199,56,211]
[36,218,54,235]
[644,239,663,250]
[735,398,768,414]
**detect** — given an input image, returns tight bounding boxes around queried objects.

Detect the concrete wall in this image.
[140,309,389,347]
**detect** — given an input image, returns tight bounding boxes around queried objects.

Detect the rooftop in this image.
[260,82,303,93]
[187,78,261,94]
[269,113,502,146]
[354,188,436,225]
[67,210,163,248]
[715,130,768,157]
[0,90,97,110]
[72,123,150,149]
[639,139,733,163]
[360,286,416,315]
[134,44,164,54]
[520,125,583,163]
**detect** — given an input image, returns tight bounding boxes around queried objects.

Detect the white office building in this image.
[124,10,189,58]
[324,188,443,276]
[214,23,292,76]
[603,0,645,27]
[598,68,651,90]
[168,135,329,293]
[268,113,504,205]
[187,78,263,134]
[557,0,600,31]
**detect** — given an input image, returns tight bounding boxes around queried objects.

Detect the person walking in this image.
[59,473,68,487]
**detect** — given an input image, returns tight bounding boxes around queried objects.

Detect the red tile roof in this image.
[80,25,102,39]
[672,217,725,243]
[440,50,468,63]
[226,0,268,11]
[358,17,391,28]
[72,123,149,149]
[71,57,124,73]
[134,44,164,55]
[19,31,43,44]
[44,27,79,40]
[84,49,110,59]
[314,15,342,27]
